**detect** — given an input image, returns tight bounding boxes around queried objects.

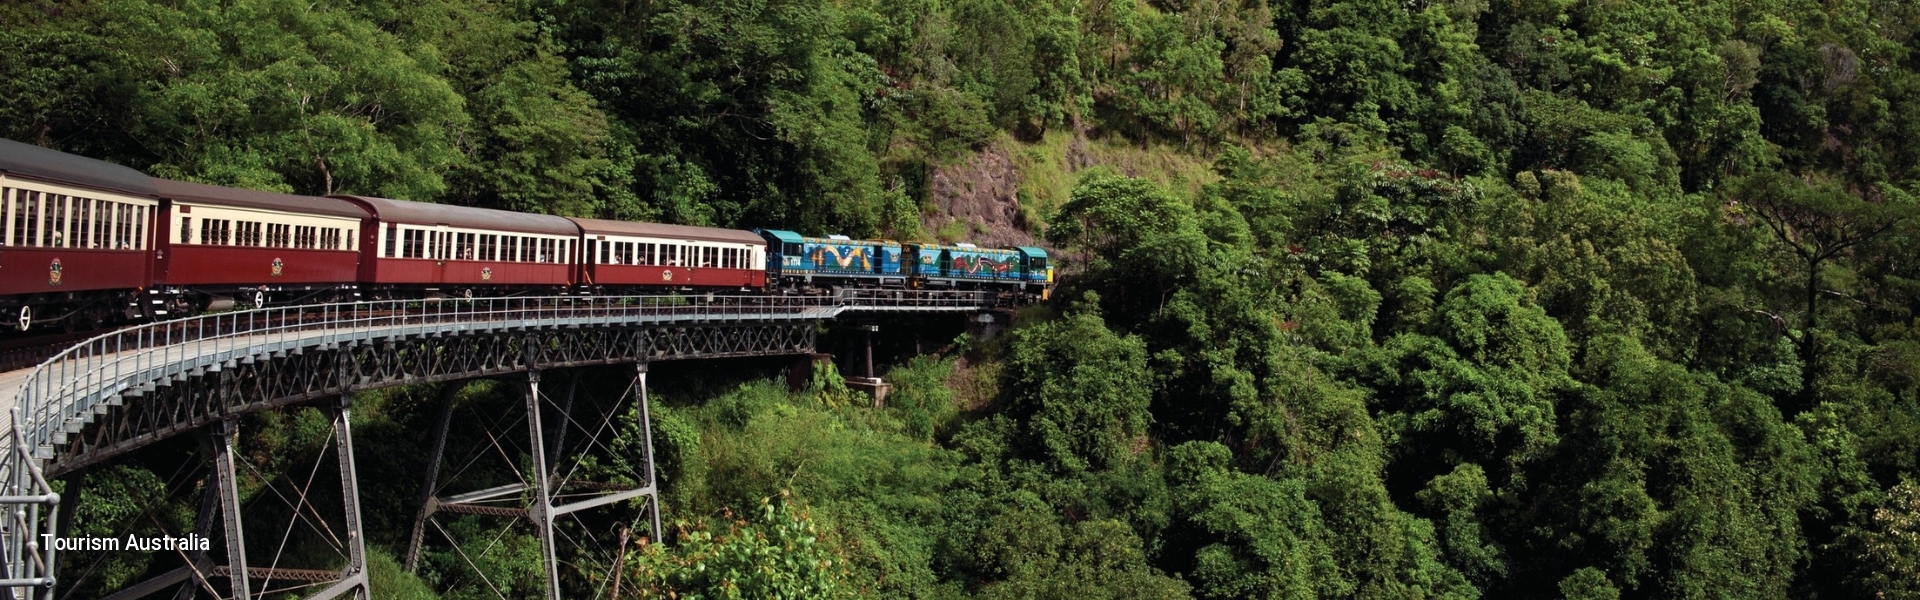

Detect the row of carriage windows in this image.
[2,188,148,250]
[382,224,569,264]
[595,240,752,269]
[182,217,350,250]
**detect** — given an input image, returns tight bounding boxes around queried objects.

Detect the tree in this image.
[1734,172,1917,403]
[1002,293,1154,473]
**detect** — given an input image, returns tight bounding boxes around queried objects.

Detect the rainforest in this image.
[4,0,1919,598]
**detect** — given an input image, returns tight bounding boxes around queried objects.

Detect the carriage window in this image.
[94,200,107,248]
[21,191,39,247]
[45,195,63,247]
[40,194,57,247]
[91,200,107,248]
[97,200,110,248]
[72,199,88,248]
[384,224,397,257]
[103,201,116,248]
[105,201,118,248]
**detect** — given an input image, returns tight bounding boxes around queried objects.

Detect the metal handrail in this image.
[0,288,998,592]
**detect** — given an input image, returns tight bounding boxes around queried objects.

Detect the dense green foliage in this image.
[15,0,1920,598]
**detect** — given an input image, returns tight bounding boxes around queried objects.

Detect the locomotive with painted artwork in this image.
[906,243,1052,299]
[757,229,907,289]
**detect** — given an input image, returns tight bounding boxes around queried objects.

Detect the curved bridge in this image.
[0,290,997,598]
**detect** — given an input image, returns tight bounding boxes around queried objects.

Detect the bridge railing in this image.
[0,288,997,593]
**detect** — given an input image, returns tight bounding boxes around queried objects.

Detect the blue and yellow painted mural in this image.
[756,230,905,282]
[758,229,1051,294]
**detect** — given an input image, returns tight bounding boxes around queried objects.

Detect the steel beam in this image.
[52,323,820,476]
[328,395,368,599]
[209,420,249,600]
[524,371,561,600]
[403,384,459,574]
[635,362,662,542]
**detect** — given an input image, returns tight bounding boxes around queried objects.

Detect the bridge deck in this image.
[7,291,995,454]
[4,291,1003,594]
[15,303,857,451]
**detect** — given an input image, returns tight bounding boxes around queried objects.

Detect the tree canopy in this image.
[12,0,1920,598]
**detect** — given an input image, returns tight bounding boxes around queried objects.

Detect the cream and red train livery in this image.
[0,137,1048,331]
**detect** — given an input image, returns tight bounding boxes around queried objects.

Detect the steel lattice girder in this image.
[47,322,815,476]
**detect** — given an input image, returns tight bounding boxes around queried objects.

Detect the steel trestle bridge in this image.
[1,290,998,599]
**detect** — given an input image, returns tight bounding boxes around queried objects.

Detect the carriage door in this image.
[432,225,453,284]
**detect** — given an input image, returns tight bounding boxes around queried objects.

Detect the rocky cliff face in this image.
[921,146,1040,248]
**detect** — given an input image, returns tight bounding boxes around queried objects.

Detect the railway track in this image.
[0,331,100,372]
[0,294,892,373]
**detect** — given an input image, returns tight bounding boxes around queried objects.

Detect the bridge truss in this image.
[1,291,996,599]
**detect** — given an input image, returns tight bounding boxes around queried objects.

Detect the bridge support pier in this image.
[211,420,250,600]
[403,363,665,599]
[845,325,891,407]
[526,371,562,600]
[403,384,461,574]
[304,395,369,600]
[631,362,662,543]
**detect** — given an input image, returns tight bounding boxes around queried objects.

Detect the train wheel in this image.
[254,291,266,308]
[17,306,30,331]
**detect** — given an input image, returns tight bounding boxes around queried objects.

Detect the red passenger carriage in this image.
[0,138,158,330]
[154,179,367,311]
[339,195,579,297]
[569,218,767,292]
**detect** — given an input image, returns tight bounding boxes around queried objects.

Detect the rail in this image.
[0,289,997,594]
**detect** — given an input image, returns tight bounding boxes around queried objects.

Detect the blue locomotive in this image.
[758,229,1051,300]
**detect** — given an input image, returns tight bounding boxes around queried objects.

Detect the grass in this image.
[998,131,1222,234]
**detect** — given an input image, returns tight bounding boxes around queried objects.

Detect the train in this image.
[0,137,1053,332]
